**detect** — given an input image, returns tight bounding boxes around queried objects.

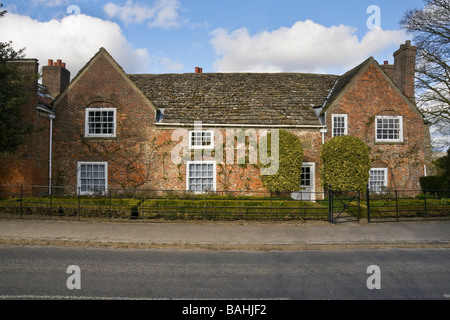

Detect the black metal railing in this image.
[0,185,449,223]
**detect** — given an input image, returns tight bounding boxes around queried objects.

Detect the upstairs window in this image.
[156,108,164,123]
[332,114,348,137]
[189,130,214,149]
[375,116,403,142]
[85,108,116,138]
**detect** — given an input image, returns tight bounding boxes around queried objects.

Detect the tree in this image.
[401,0,450,150]
[320,135,371,193]
[261,129,303,193]
[0,3,33,153]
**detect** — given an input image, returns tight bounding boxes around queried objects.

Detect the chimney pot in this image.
[42,59,71,97]
[195,67,200,74]
[384,61,389,65]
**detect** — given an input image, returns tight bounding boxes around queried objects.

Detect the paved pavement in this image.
[0,218,449,251]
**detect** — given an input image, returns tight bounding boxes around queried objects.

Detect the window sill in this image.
[83,136,117,141]
[374,141,405,145]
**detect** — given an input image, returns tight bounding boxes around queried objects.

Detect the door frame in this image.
[291,162,316,201]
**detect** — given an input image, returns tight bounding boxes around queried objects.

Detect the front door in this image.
[291,162,316,201]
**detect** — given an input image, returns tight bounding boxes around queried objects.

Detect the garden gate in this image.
[328,188,361,223]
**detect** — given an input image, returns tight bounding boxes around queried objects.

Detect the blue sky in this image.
[1,0,426,77]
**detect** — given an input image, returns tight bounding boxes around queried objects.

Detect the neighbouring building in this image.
[1,41,434,198]
[0,59,59,195]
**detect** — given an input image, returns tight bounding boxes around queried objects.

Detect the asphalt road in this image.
[0,246,449,301]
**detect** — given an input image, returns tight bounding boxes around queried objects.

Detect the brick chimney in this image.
[380,60,395,81]
[42,59,71,98]
[393,40,417,101]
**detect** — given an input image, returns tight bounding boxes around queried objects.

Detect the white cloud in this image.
[0,12,151,78]
[104,0,183,29]
[210,20,409,74]
[157,56,184,72]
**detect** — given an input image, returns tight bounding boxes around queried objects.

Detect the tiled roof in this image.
[128,72,339,126]
[36,83,54,113]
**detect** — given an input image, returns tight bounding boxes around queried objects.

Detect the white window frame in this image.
[369,168,388,193]
[77,161,108,195]
[186,161,216,192]
[85,108,117,138]
[375,115,403,143]
[332,114,348,137]
[189,130,214,149]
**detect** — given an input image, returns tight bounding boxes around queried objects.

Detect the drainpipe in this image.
[320,128,327,144]
[48,114,55,195]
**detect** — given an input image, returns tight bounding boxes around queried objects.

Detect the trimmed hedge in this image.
[320,135,371,193]
[420,149,450,198]
[0,196,328,221]
[261,129,304,192]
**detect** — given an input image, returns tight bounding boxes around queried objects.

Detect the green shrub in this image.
[420,176,449,198]
[320,135,371,193]
[260,129,303,192]
[420,149,450,198]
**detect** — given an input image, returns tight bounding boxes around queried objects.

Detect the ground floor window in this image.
[369,168,388,193]
[292,162,316,201]
[186,161,216,192]
[77,162,108,195]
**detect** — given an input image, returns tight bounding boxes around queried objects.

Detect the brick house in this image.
[0,59,60,194]
[4,41,432,197]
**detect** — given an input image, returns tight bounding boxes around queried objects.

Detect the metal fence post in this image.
[49,186,53,220]
[395,189,399,222]
[109,188,112,222]
[328,185,333,223]
[366,184,371,223]
[77,187,81,221]
[20,185,23,219]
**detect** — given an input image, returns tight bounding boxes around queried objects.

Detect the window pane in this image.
[190,131,213,147]
[376,117,401,141]
[79,163,107,194]
[369,169,386,192]
[87,109,115,136]
[333,115,346,137]
[188,162,215,191]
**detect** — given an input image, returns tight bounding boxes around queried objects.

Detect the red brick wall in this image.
[52,51,157,191]
[325,63,428,190]
[0,60,51,196]
[150,127,323,193]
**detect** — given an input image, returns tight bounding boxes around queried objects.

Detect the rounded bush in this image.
[320,135,371,193]
[261,129,303,192]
